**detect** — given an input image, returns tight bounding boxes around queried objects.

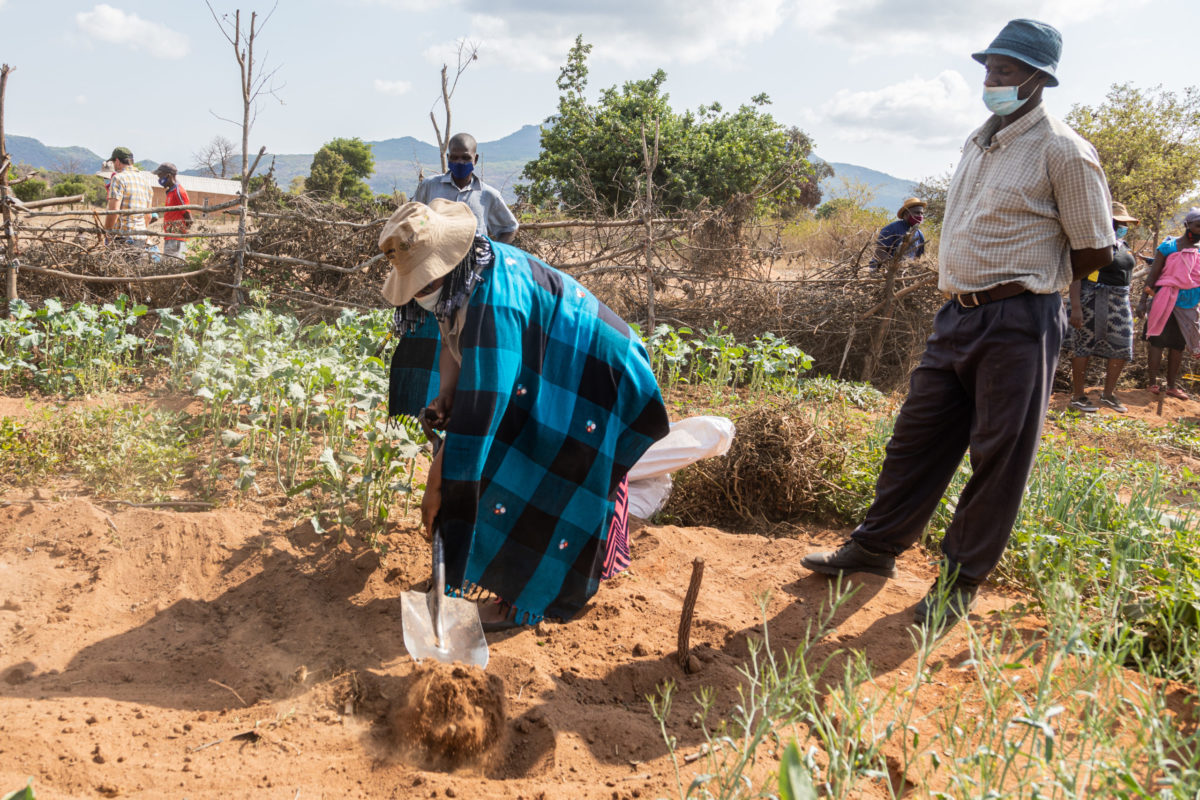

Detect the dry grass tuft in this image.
[665,401,836,527]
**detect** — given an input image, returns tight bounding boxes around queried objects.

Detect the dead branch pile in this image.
[240,192,392,309]
[12,237,220,309]
[664,402,835,527]
[641,257,943,389]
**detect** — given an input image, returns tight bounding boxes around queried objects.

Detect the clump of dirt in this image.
[665,403,832,526]
[390,662,506,769]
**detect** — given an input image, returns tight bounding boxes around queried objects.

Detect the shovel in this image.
[400,412,489,669]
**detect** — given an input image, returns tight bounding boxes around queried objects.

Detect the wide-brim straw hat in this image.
[1111,202,1139,224]
[379,199,477,306]
[897,196,926,219]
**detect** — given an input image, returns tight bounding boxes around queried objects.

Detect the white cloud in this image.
[75,95,87,105]
[422,0,789,72]
[75,4,189,60]
[819,70,979,147]
[359,0,440,8]
[793,0,1152,56]
[373,78,413,96]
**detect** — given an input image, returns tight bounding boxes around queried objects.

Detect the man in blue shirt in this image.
[413,132,519,244]
[869,197,926,270]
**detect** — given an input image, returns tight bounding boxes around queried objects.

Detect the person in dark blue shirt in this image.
[869,197,927,270]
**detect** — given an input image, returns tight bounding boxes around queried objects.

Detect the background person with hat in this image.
[154,162,192,260]
[869,197,926,270]
[1141,208,1200,400]
[380,198,669,628]
[103,146,154,247]
[1065,202,1141,413]
[802,19,1115,628]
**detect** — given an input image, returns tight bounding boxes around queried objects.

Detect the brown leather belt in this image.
[951,281,1029,308]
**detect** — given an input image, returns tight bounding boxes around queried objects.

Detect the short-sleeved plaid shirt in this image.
[939,104,1115,294]
[107,169,154,238]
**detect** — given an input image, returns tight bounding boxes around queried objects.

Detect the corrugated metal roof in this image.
[94,170,242,197]
[176,175,242,196]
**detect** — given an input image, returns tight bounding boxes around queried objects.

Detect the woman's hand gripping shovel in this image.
[400,410,489,669]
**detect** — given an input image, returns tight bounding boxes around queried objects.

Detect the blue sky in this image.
[0,0,1190,193]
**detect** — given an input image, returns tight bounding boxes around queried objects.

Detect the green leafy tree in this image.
[11,178,46,203]
[53,174,107,205]
[306,137,375,202]
[911,170,952,225]
[1066,83,1200,239]
[519,36,826,217]
[814,197,857,220]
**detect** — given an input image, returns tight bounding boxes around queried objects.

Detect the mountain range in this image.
[6,127,917,211]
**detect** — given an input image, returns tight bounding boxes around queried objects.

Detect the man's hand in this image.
[425,395,453,429]
[104,195,120,233]
[1069,307,1084,329]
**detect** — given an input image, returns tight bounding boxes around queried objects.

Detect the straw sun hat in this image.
[897,197,926,219]
[1110,202,1139,224]
[379,199,477,306]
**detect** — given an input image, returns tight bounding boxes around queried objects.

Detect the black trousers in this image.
[851,292,1066,583]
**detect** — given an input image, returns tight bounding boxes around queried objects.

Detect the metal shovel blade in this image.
[401,527,489,669]
[402,411,489,669]
[401,588,489,669]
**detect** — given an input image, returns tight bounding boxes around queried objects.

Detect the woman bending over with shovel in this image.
[381,199,670,630]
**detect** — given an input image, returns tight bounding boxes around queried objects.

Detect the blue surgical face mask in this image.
[158,176,170,188]
[447,161,474,180]
[982,71,1040,116]
[1115,225,1129,239]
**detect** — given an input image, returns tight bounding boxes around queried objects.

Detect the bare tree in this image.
[207,2,282,305]
[53,155,87,175]
[429,39,480,173]
[192,135,238,178]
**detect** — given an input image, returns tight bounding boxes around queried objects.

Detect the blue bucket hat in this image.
[972,18,1062,87]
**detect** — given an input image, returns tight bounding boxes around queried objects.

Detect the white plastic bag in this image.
[627,473,673,519]
[627,416,735,517]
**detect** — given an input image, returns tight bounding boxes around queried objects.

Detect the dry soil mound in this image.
[390,663,506,769]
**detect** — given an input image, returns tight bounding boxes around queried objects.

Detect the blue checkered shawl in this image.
[389,241,669,622]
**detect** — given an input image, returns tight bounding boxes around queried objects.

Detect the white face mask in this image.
[982,70,1040,116]
[414,286,442,312]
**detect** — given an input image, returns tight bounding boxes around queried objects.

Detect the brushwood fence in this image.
[0,185,949,387]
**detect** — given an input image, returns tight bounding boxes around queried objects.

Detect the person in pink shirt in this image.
[1141,208,1200,400]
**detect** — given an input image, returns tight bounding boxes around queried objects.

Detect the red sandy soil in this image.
[1047,384,1200,426]
[0,490,1033,800]
[0,386,1195,799]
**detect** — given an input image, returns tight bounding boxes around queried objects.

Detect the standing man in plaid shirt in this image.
[154,162,191,260]
[103,146,154,247]
[803,19,1114,626]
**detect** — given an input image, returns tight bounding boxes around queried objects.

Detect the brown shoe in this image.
[801,539,897,578]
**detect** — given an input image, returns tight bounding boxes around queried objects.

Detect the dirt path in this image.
[0,492,1045,800]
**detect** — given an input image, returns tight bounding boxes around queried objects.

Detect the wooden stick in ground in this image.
[1,63,18,316]
[677,557,705,673]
